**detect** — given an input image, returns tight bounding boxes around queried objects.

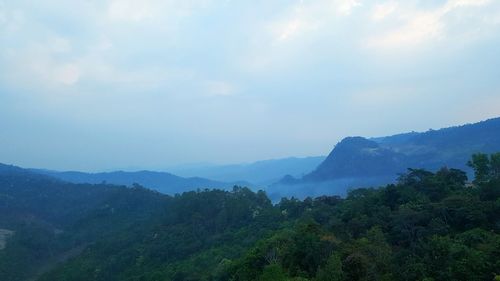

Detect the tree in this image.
[343,253,368,281]
[259,264,288,281]
[468,153,491,184]
[468,152,500,184]
[315,254,343,281]
[490,152,500,179]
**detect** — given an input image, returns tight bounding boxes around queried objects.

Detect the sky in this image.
[1,0,500,171]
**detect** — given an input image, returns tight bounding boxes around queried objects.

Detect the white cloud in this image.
[24,54,81,87]
[277,19,303,41]
[54,63,81,85]
[108,0,156,22]
[244,0,365,71]
[447,0,491,9]
[337,0,362,16]
[365,0,499,50]
[269,2,321,43]
[372,2,397,21]
[367,11,443,49]
[6,35,82,86]
[106,0,210,25]
[274,17,320,42]
[205,80,234,97]
[268,0,366,44]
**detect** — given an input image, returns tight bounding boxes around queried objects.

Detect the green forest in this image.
[1,153,499,281]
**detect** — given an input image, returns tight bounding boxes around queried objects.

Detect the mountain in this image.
[12,155,324,198]
[1,157,499,281]
[167,156,326,185]
[0,164,167,280]
[31,169,242,195]
[304,137,407,181]
[0,165,276,281]
[271,117,500,198]
[371,117,500,171]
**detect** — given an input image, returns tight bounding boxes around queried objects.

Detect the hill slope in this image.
[271,117,500,198]
[0,164,167,281]
[2,158,499,281]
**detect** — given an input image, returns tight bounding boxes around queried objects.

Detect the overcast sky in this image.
[1,0,500,171]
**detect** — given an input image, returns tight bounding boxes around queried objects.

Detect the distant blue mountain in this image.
[0,163,25,174]
[270,117,500,199]
[11,156,325,195]
[30,169,244,195]
[168,156,325,185]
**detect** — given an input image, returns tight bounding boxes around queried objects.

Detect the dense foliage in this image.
[226,155,500,281]
[0,169,166,280]
[0,154,499,280]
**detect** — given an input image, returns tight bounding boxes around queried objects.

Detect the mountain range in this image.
[1,150,498,280]
[30,169,242,195]
[3,117,500,199]
[269,117,500,199]
[168,156,325,185]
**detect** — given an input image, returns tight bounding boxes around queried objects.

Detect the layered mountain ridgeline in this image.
[1,155,499,281]
[0,165,278,281]
[29,156,325,195]
[271,117,500,199]
[169,156,326,185]
[31,169,246,195]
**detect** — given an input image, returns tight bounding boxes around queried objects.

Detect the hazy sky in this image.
[1,0,500,171]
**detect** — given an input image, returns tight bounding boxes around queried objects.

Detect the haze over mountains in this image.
[1,117,500,280]
[2,1,500,279]
[31,169,240,195]
[28,156,325,195]
[3,117,498,200]
[1,146,499,280]
[168,156,325,185]
[270,117,500,199]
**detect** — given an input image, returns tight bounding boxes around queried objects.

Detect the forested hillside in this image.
[1,154,499,280]
[0,165,167,280]
[272,117,500,199]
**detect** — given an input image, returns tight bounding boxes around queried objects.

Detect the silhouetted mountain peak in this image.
[299,117,500,185]
[303,136,404,182]
[279,174,299,184]
[336,136,378,149]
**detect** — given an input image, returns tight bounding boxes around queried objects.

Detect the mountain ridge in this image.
[29,168,246,195]
[167,156,326,185]
[270,117,500,199]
